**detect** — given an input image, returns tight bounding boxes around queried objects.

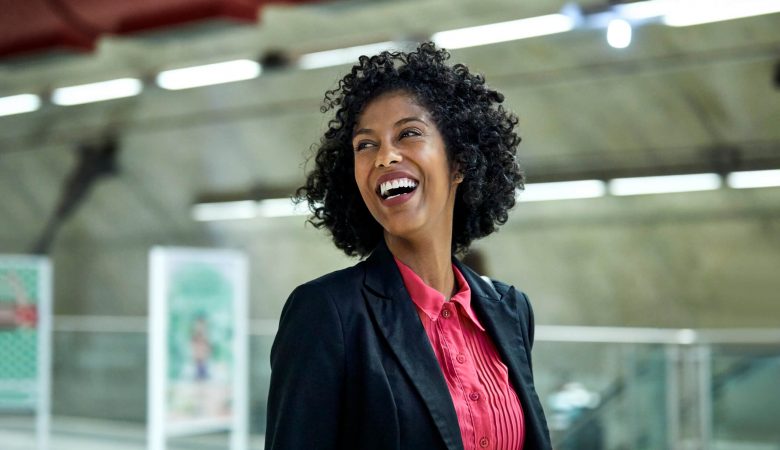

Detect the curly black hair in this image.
[296,42,524,257]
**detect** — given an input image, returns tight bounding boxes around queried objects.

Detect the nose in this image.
[374,142,402,168]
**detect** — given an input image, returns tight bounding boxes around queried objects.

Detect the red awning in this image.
[0,0,320,58]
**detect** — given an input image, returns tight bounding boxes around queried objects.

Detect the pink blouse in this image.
[394,257,525,450]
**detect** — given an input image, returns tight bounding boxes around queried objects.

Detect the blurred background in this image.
[0,0,779,449]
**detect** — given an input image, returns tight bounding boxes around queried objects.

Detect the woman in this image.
[266,42,551,450]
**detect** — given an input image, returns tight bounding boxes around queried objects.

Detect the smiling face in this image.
[352,91,462,245]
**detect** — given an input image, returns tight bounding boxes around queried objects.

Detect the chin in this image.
[381,219,425,241]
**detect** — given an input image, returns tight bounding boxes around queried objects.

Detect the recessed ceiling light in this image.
[607,19,632,48]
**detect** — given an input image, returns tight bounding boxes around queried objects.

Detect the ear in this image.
[453,171,464,184]
[451,163,464,184]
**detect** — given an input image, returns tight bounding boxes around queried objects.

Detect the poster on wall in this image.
[148,247,248,450]
[0,255,52,450]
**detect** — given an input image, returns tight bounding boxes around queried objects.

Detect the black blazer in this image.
[265,241,551,450]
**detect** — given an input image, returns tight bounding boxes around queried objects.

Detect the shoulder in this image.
[496,279,531,307]
[485,276,536,345]
[291,261,365,299]
[274,262,369,357]
[469,269,529,307]
[274,266,365,353]
[476,274,534,320]
[484,276,512,296]
[283,261,367,319]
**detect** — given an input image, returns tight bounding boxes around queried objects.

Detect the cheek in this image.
[353,159,373,200]
[352,156,364,182]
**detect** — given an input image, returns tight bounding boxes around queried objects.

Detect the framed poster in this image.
[0,255,52,450]
[148,247,248,450]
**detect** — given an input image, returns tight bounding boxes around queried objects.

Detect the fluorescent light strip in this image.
[726,169,780,189]
[192,200,257,221]
[610,173,721,196]
[52,78,142,106]
[156,59,261,90]
[663,0,780,27]
[298,42,400,70]
[256,198,309,218]
[0,94,41,117]
[192,198,309,221]
[432,14,574,50]
[519,180,606,202]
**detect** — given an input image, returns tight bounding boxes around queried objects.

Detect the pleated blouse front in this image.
[394,257,525,450]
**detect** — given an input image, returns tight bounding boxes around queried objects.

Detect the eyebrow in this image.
[353,116,427,138]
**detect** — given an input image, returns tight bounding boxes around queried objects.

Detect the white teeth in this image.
[379,177,418,197]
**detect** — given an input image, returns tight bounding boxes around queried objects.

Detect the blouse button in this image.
[469,392,480,401]
[479,437,489,448]
[441,309,452,319]
[456,354,466,364]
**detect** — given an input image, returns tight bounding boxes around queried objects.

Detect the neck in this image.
[385,230,455,299]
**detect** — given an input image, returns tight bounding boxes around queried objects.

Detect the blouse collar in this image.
[394,256,484,331]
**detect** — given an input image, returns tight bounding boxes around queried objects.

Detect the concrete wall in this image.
[3,167,779,425]
[208,185,780,328]
[40,183,776,328]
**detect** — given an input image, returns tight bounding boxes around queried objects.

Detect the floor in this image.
[0,415,265,450]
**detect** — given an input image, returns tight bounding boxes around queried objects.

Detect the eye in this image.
[399,128,422,139]
[354,140,375,152]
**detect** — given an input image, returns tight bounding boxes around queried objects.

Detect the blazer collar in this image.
[363,240,464,450]
[364,240,504,301]
[363,239,408,301]
[363,240,549,450]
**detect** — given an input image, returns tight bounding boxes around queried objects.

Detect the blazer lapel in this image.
[455,260,550,450]
[363,241,463,450]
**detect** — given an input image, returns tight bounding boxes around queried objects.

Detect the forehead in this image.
[356,91,430,127]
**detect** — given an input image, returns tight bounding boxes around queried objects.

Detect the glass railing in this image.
[534,342,668,450]
[1,318,778,449]
[534,327,780,450]
[710,343,780,449]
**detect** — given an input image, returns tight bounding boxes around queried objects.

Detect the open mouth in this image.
[377,177,419,201]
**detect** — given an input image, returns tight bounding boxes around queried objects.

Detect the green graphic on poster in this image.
[0,262,40,409]
[167,261,234,424]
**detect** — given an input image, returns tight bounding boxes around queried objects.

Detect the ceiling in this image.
[0,0,778,248]
[0,0,292,58]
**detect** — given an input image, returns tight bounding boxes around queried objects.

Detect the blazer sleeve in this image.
[265,283,345,450]
[490,279,538,373]
[520,291,536,373]
[521,291,535,349]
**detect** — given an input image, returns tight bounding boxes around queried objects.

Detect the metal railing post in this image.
[697,345,713,450]
[666,344,682,450]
